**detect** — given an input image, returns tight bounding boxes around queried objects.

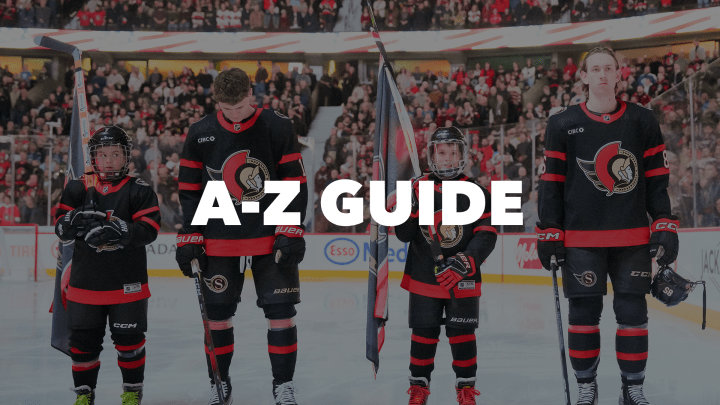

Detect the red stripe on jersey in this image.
[72,361,100,372]
[115,339,146,352]
[400,274,482,299]
[282,176,307,183]
[565,228,649,247]
[268,343,297,354]
[545,150,567,160]
[645,167,669,177]
[644,144,666,158]
[480,212,491,220]
[616,328,648,337]
[452,357,477,367]
[216,109,262,133]
[569,325,600,334]
[205,236,275,256]
[180,159,203,169]
[569,349,600,359]
[279,153,302,165]
[474,225,497,234]
[132,206,159,220]
[541,173,566,182]
[580,101,627,124]
[140,216,160,231]
[67,284,151,305]
[206,344,235,355]
[410,357,435,366]
[59,203,75,212]
[179,182,202,191]
[411,334,440,344]
[449,334,476,344]
[616,351,648,361]
[118,357,146,369]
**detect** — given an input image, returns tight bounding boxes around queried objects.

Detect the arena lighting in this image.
[192,180,522,227]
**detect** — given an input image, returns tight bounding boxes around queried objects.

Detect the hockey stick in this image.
[192,259,227,405]
[551,258,572,405]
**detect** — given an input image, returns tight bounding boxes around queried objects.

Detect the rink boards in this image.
[7,226,719,329]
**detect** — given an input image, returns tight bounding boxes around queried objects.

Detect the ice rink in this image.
[1,276,718,405]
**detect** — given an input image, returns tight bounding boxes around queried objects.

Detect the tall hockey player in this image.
[395,127,497,405]
[55,126,160,405]
[537,47,678,405]
[176,68,308,405]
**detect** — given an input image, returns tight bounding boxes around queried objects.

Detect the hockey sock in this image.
[616,324,648,385]
[568,297,602,383]
[267,318,298,383]
[446,327,477,379]
[113,333,146,384]
[206,318,234,382]
[409,327,440,381]
[69,327,104,389]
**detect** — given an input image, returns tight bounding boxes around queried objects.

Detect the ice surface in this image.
[0,277,718,405]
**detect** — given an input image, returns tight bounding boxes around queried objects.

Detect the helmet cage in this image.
[427,139,468,179]
[89,142,131,181]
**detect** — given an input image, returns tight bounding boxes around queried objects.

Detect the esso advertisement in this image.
[325,238,359,265]
[516,237,542,269]
[303,234,408,272]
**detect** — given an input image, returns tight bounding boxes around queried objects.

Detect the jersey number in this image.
[663,150,669,169]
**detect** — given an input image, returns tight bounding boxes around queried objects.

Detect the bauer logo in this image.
[325,238,360,265]
[516,238,542,269]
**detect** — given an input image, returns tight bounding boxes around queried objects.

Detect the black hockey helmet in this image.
[427,126,468,179]
[651,265,696,307]
[88,126,132,181]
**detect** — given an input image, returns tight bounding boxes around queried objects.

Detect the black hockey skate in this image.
[208,377,233,405]
[273,380,298,405]
[619,383,650,405]
[121,383,143,405]
[71,385,95,405]
[407,377,430,405]
[576,379,598,405]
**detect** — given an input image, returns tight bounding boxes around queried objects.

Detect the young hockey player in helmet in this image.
[395,126,497,405]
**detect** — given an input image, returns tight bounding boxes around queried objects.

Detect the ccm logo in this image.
[568,127,585,134]
[654,222,678,231]
[113,323,137,329]
[198,136,215,143]
[538,232,562,241]
[177,235,204,244]
[276,226,304,236]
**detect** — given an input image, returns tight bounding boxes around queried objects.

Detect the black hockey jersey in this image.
[55,174,160,305]
[178,109,308,257]
[396,174,497,299]
[538,101,671,247]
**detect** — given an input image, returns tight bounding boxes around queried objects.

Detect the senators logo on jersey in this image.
[206,150,270,204]
[577,141,638,197]
[420,212,464,248]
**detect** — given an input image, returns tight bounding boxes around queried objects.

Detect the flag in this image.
[366,33,421,375]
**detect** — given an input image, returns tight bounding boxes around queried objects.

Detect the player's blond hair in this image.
[580,47,620,97]
[213,68,251,104]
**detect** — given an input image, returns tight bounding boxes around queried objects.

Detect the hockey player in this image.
[537,47,678,405]
[395,127,497,405]
[55,126,160,405]
[175,68,307,405]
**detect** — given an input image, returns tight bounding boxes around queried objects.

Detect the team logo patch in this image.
[207,150,270,204]
[135,179,149,186]
[574,271,597,287]
[204,275,228,293]
[234,123,242,131]
[603,115,611,121]
[420,212,464,248]
[577,141,638,196]
[103,186,109,193]
[274,111,289,119]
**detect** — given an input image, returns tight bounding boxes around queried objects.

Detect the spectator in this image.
[35,0,51,28]
[249,3,264,30]
[521,190,539,233]
[152,0,167,30]
[17,0,33,28]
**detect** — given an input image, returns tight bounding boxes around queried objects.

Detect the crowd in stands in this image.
[314,44,720,232]
[362,0,720,31]
[0,60,324,228]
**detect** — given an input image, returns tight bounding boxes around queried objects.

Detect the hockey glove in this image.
[273,225,306,267]
[435,252,474,290]
[84,218,133,250]
[536,222,565,270]
[176,232,207,278]
[54,204,106,242]
[649,215,679,266]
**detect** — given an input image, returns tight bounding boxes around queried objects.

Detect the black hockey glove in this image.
[435,252,475,290]
[84,218,133,250]
[536,222,565,271]
[176,232,207,278]
[54,204,106,242]
[649,215,679,266]
[273,225,306,268]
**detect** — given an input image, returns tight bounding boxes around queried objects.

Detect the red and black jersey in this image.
[178,108,308,257]
[55,174,160,305]
[538,101,671,248]
[396,174,497,299]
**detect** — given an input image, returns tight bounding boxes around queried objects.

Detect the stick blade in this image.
[33,36,42,46]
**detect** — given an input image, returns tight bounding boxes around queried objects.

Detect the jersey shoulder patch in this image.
[135,178,150,186]
[274,110,290,120]
[548,107,567,117]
